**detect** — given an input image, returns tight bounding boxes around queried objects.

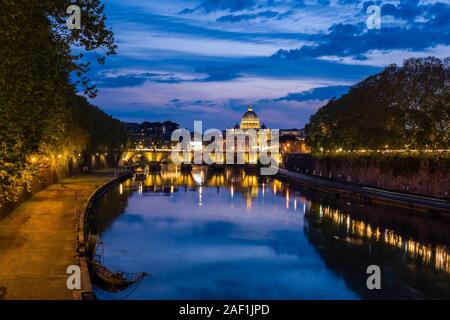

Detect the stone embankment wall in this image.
[284,154,450,199]
[0,154,112,218]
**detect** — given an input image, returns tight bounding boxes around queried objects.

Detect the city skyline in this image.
[85,0,450,129]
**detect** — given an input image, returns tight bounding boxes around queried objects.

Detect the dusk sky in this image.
[85,0,450,129]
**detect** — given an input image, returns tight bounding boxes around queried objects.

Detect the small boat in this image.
[90,260,147,291]
[89,238,148,292]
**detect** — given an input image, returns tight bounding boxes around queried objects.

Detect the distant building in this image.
[162,121,179,134]
[279,128,309,154]
[240,105,261,130]
[280,134,309,154]
[126,121,180,149]
[223,105,275,164]
[233,106,309,154]
[280,128,306,138]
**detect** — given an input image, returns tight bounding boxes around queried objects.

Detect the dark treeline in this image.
[0,1,127,207]
[305,57,450,152]
[69,94,127,154]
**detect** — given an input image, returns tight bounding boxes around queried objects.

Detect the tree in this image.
[0,1,122,207]
[305,57,450,152]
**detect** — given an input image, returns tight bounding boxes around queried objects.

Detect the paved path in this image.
[278,168,450,214]
[0,170,116,300]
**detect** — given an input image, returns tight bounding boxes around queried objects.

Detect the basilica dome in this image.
[240,105,260,130]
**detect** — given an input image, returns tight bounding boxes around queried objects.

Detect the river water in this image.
[90,166,450,299]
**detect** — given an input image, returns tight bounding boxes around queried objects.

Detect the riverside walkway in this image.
[0,169,118,300]
[278,168,450,216]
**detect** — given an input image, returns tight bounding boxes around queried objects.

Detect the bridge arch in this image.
[119,149,177,166]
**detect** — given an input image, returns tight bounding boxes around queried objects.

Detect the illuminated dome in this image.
[239,105,260,130]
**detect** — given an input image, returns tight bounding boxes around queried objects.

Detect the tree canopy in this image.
[0,1,126,207]
[305,57,450,152]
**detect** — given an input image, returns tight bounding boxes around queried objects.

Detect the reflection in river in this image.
[313,205,450,274]
[90,165,450,299]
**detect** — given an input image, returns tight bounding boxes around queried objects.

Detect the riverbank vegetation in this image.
[305,57,450,153]
[0,1,127,208]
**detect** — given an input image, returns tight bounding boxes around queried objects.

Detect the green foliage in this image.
[68,94,128,154]
[305,57,450,152]
[0,1,125,207]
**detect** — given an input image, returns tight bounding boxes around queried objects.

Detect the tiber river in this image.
[90,166,450,299]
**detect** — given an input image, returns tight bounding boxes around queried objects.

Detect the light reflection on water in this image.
[91,166,450,299]
[316,206,450,275]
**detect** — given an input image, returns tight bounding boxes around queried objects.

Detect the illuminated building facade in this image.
[239,105,261,130]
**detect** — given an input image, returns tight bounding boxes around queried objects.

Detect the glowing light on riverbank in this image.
[321,149,450,154]
[319,205,450,275]
[355,149,450,154]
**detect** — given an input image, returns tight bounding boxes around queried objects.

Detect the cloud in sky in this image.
[270,85,351,102]
[180,0,260,14]
[272,0,450,61]
[216,10,282,23]
[83,0,450,129]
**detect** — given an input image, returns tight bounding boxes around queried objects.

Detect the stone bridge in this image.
[118,148,278,167]
[118,149,181,166]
